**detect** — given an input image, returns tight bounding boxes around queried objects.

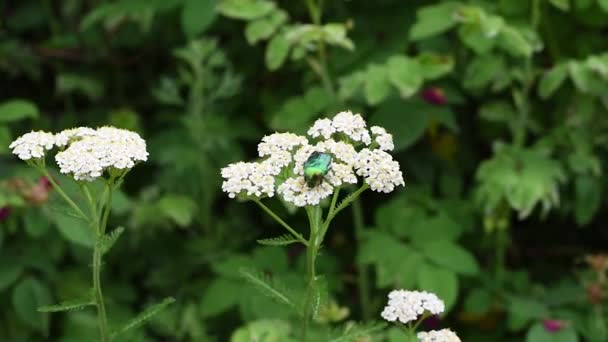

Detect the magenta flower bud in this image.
[421,87,447,105]
[543,319,566,333]
[0,206,11,221]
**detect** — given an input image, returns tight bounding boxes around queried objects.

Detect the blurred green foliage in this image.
[1,0,608,341]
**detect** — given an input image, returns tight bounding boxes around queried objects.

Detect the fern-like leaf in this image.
[38,298,95,312]
[257,234,299,246]
[329,321,387,342]
[112,297,175,338]
[100,226,125,255]
[239,268,297,312]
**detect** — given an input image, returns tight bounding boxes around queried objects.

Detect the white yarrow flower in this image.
[331,111,371,145]
[371,126,395,151]
[417,329,461,342]
[54,127,97,147]
[381,290,445,324]
[55,127,148,181]
[308,118,335,139]
[277,177,333,207]
[9,131,55,160]
[221,161,276,198]
[355,148,404,193]
[258,132,308,157]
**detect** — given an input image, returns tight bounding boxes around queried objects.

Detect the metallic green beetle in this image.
[303,151,332,188]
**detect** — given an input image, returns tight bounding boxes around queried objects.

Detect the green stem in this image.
[253,199,308,246]
[495,227,507,288]
[352,198,372,321]
[92,181,113,342]
[38,168,89,221]
[324,184,369,228]
[305,0,335,97]
[302,205,322,341]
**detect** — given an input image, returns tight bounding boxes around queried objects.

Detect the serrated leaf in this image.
[38,298,95,313]
[112,297,175,337]
[364,64,390,105]
[386,56,423,98]
[181,0,217,38]
[245,9,287,44]
[0,99,39,122]
[539,64,568,98]
[265,32,290,70]
[239,269,297,312]
[409,2,459,40]
[419,240,480,276]
[549,0,570,11]
[100,226,125,254]
[329,321,388,342]
[217,0,275,20]
[257,234,299,246]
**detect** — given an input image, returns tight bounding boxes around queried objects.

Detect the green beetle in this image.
[303,151,332,188]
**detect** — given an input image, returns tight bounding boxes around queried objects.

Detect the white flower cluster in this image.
[417,329,461,342]
[221,111,404,205]
[381,290,445,324]
[55,127,148,181]
[9,131,55,160]
[10,126,148,181]
[221,161,278,198]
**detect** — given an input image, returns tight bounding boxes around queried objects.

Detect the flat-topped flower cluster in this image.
[9,126,148,181]
[220,111,405,207]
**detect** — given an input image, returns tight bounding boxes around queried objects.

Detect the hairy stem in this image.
[302,205,322,341]
[253,199,308,246]
[93,181,113,342]
[38,168,89,221]
[352,198,372,320]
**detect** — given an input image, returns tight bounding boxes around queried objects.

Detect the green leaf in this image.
[217,0,275,20]
[329,322,388,342]
[56,73,104,100]
[386,56,423,98]
[239,269,297,312]
[113,297,175,338]
[270,86,331,131]
[181,0,217,38]
[200,278,242,317]
[24,207,51,238]
[599,0,608,11]
[417,263,458,310]
[53,212,94,248]
[508,297,550,322]
[419,240,480,276]
[417,53,454,80]
[538,64,568,98]
[409,2,459,40]
[0,256,23,291]
[0,99,39,122]
[265,32,290,70]
[364,64,391,105]
[409,213,464,244]
[100,226,126,254]
[38,297,95,313]
[464,54,505,90]
[322,23,354,50]
[0,126,11,155]
[464,288,493,315]
[245,10,287,44]
[574,176,601,226]
[159,195,197,227]
[498,26,534,57]
[257,234,299,246]
[526,322,579,342]
[549,0,570,11]
[12,277,51,334]
[231,320,295,342]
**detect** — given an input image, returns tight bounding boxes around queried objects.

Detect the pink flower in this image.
[543,319,566,333]
[421,87,447,105]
